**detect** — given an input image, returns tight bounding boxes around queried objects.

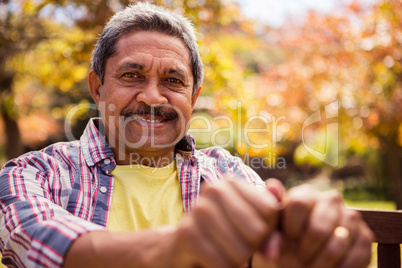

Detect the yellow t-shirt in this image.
[107,161,184,232]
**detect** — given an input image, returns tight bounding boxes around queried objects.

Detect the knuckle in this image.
[325,190,342,204]
[247,220,268,242]
[361,229,375,246]
[322,247,339,264]
[309,225,330,241]
[286,197,310,211]
[177,220,198,246]
[345,209,362,222]
[262,192,280,209]
[203,184,224,200]
[179,218,194,236]
[225,178,245,191]
[193,202,212,220]
[367,229,375,243]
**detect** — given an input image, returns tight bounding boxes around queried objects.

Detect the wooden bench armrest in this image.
[354,208,402,244]
[352,208,402,268]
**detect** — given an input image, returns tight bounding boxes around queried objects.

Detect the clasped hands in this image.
[171,178,374,268]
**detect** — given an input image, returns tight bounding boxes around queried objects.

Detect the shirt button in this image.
[100,186,107,193]
[104,159,110,164]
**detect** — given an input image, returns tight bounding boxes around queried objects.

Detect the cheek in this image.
[173,99,193,117]
[101,88,134,115]
[173,99,193,133]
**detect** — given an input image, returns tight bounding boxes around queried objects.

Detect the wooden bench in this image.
[356,209,402,267]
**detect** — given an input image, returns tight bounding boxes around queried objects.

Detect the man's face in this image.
[90,31,200,160]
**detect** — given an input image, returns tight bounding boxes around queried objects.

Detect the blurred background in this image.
[0,0,401,211]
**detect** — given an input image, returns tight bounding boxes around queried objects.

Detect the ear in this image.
[191,86,202,110]
[88,70,102,106]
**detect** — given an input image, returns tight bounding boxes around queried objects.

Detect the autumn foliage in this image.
[0,0,401,207]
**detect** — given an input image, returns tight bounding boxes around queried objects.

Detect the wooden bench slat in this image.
[355,209,402,244]
[378,244,401,268]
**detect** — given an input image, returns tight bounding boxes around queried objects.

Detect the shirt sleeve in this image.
[200,146,266,190]
[0,152,105,268]
[226,153,266,190]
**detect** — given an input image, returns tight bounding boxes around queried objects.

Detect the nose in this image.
[135,79,168,106]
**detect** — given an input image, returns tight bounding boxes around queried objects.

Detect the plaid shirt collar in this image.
[80,118,196,167]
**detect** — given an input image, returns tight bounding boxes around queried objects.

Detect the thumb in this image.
[260,231,283,261]
[265,178,286,202]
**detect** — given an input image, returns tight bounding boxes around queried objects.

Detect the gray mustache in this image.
[121,105,178,120]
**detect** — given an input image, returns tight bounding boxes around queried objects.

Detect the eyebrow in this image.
[117,62,144,72]
[117,63,188,81]
[164,68,188,80]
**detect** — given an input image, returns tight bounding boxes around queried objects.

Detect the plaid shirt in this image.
[0,118,264,268]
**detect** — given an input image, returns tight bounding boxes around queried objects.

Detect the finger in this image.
[177,216,233,268]
[311,208,362,267]
[275,236,304,268]
[201,181,277,249]
[265,178,286,202]
[252,252,279,268]
[282,184,318,240]
[229,179,280,228]
[260,231,282,260]
[193,195,253,266]
[309,228,350,268]
[338,218,374,268]
[309,209,361,268]
[297,190,343,263]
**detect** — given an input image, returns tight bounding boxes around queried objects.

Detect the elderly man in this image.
[0,2,373,268]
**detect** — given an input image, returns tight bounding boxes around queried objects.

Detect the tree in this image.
[0,0,48,158]
[238,0,402,207]
[0,0,233,162]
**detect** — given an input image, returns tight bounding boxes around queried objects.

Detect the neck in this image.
[114,148,175,167]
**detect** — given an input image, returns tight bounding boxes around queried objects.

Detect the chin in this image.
[123,136,178,150]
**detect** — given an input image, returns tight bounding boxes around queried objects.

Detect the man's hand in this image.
[255,184,374,268]
[171,178,280,268]
[64,178,280,268]
[65,178,373,268]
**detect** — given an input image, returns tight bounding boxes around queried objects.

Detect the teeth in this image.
[131,115,162,123]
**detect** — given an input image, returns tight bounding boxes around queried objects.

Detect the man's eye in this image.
[167,78,182,84]
[123,73,139,78]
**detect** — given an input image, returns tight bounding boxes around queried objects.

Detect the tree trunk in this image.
[0,75,24,160]
[387,137,402,209]
[1,106,23,160]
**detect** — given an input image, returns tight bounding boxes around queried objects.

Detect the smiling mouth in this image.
[121,105,178,124]
[127,114,176,124]
[129,115,165,123]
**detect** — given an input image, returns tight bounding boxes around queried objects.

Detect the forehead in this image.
[111,31,191,70]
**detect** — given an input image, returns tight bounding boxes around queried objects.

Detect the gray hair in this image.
[91,2,203,95]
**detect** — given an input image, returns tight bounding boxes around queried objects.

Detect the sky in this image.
[34,0,379,28]
[233,0,377,27]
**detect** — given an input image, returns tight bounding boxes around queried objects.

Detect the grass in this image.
[344,200,396,210]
